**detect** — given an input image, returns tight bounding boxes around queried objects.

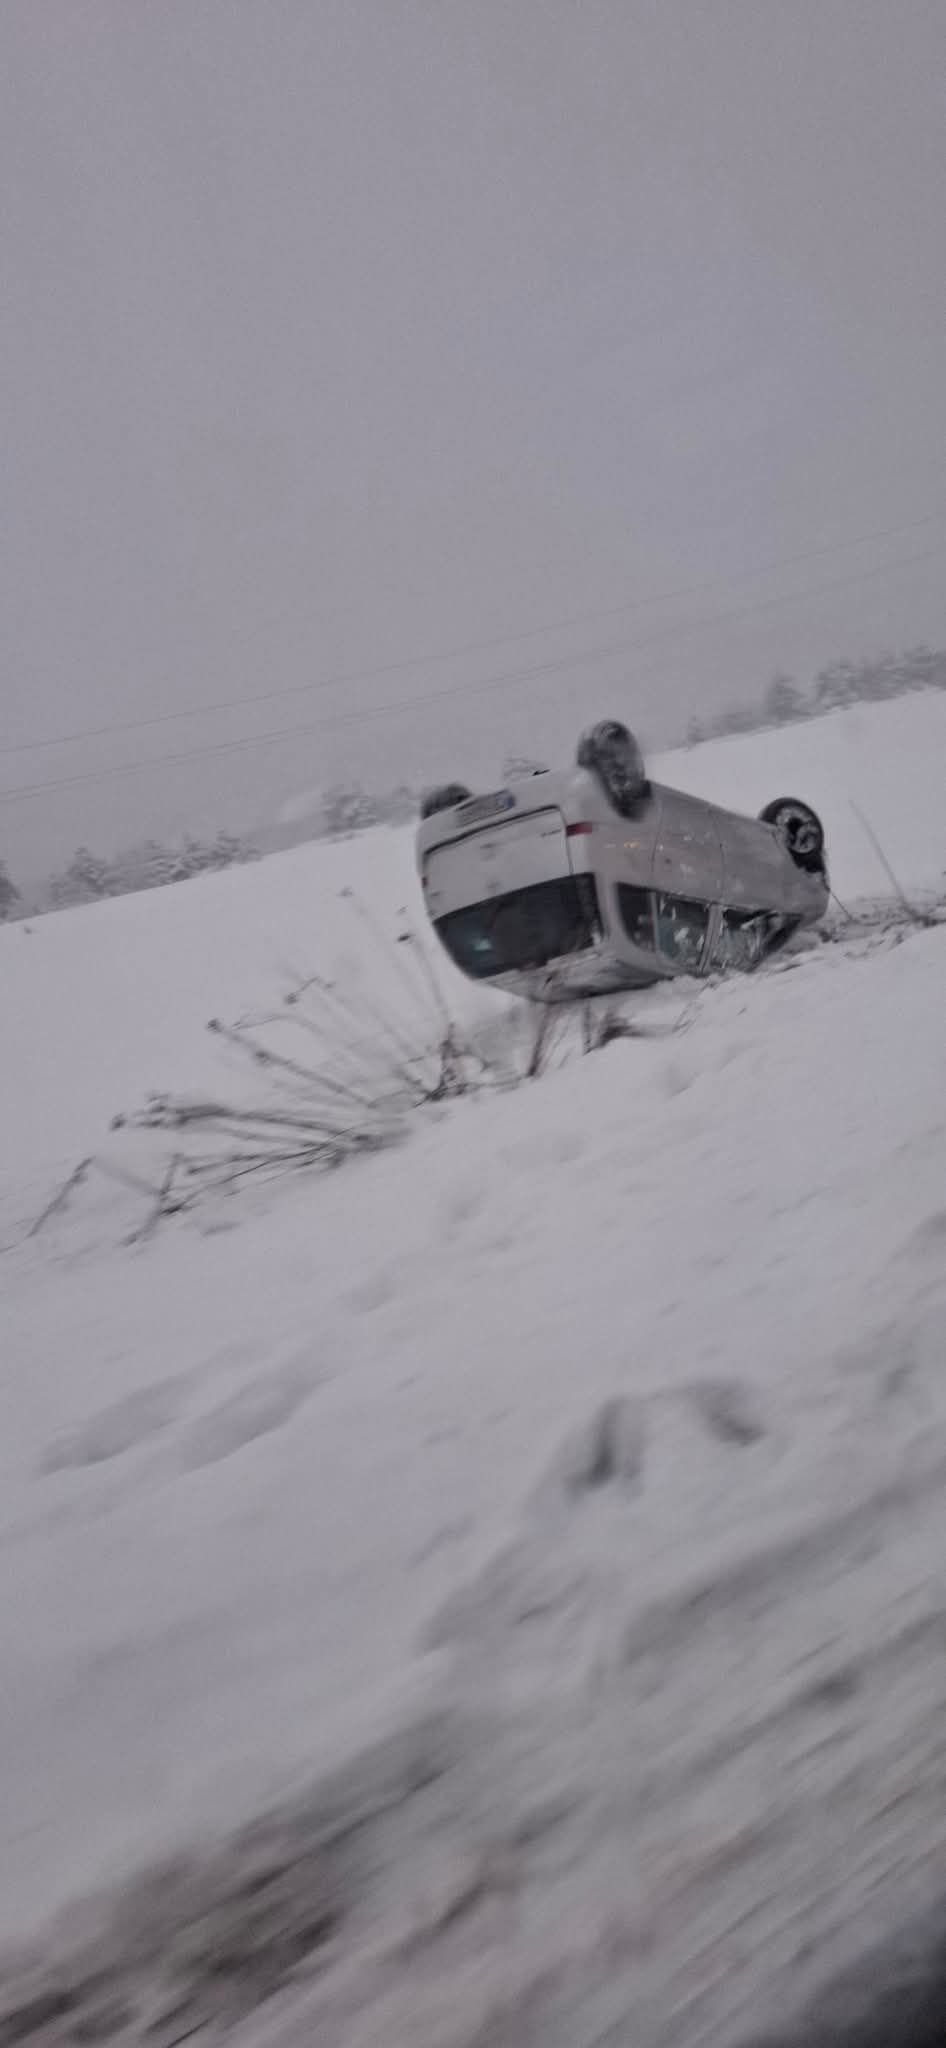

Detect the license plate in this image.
[458,790,516,826]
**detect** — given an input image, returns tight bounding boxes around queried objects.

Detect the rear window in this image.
[435,876,600,980]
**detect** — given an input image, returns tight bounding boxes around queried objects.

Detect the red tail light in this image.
[566,822,593,837]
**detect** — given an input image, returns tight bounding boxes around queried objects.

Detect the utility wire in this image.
[3,505,945,761]
[2,540,942,805]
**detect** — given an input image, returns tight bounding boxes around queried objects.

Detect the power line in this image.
[2,540,942,806]
[3,506,945,762]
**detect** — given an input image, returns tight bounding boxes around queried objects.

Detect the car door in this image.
[715,805,794,914]
[653,787,724,903]
[651,787,722,972]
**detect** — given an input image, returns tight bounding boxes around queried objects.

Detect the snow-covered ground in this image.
[1,694,946,2047]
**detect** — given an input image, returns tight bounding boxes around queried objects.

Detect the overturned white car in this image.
[416,721,829,1001]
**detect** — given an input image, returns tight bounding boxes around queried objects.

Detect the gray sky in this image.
[3,0,946,882]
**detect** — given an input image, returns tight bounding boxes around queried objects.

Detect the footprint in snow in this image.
[532,1395,647,1516]
[340,1269,397,1315]
[440,1177,487,1233]
[682,1377,766,1447]
[502,1128,586,1173]
[897,1209,946,1267]
[178,1362,322,1471]
[39,1378,185,1474]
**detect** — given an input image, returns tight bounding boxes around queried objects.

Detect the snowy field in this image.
[2,693,946,2047]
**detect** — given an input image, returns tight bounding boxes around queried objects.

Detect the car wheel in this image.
[577,720,647,817]
[759,797,826,874]
[420,782,472,820]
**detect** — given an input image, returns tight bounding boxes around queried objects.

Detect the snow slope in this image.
[4,691,945,1191]
[1,694,946,2047]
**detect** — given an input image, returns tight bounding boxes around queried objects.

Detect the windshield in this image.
[435,876,599,980]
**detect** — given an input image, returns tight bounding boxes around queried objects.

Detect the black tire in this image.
[577,720,648,817]
[759,797,826,875]
[420,782,472,821]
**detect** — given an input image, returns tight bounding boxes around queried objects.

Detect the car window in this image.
[654,893,709,969]
[435,877,600,979]
[710,907,774,972]
[616,884,655,951]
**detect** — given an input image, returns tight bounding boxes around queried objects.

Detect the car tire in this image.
[759,797,826,874]
[577,720,648,817]
[420,782,473,820]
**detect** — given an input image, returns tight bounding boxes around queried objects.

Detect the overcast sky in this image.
[3,0,946,881]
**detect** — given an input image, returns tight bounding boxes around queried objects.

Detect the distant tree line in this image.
[683,642,946,746]
[44,831,259,911]
[3,642,944,920]
[318,782,419,837]
[0,860,19,923]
